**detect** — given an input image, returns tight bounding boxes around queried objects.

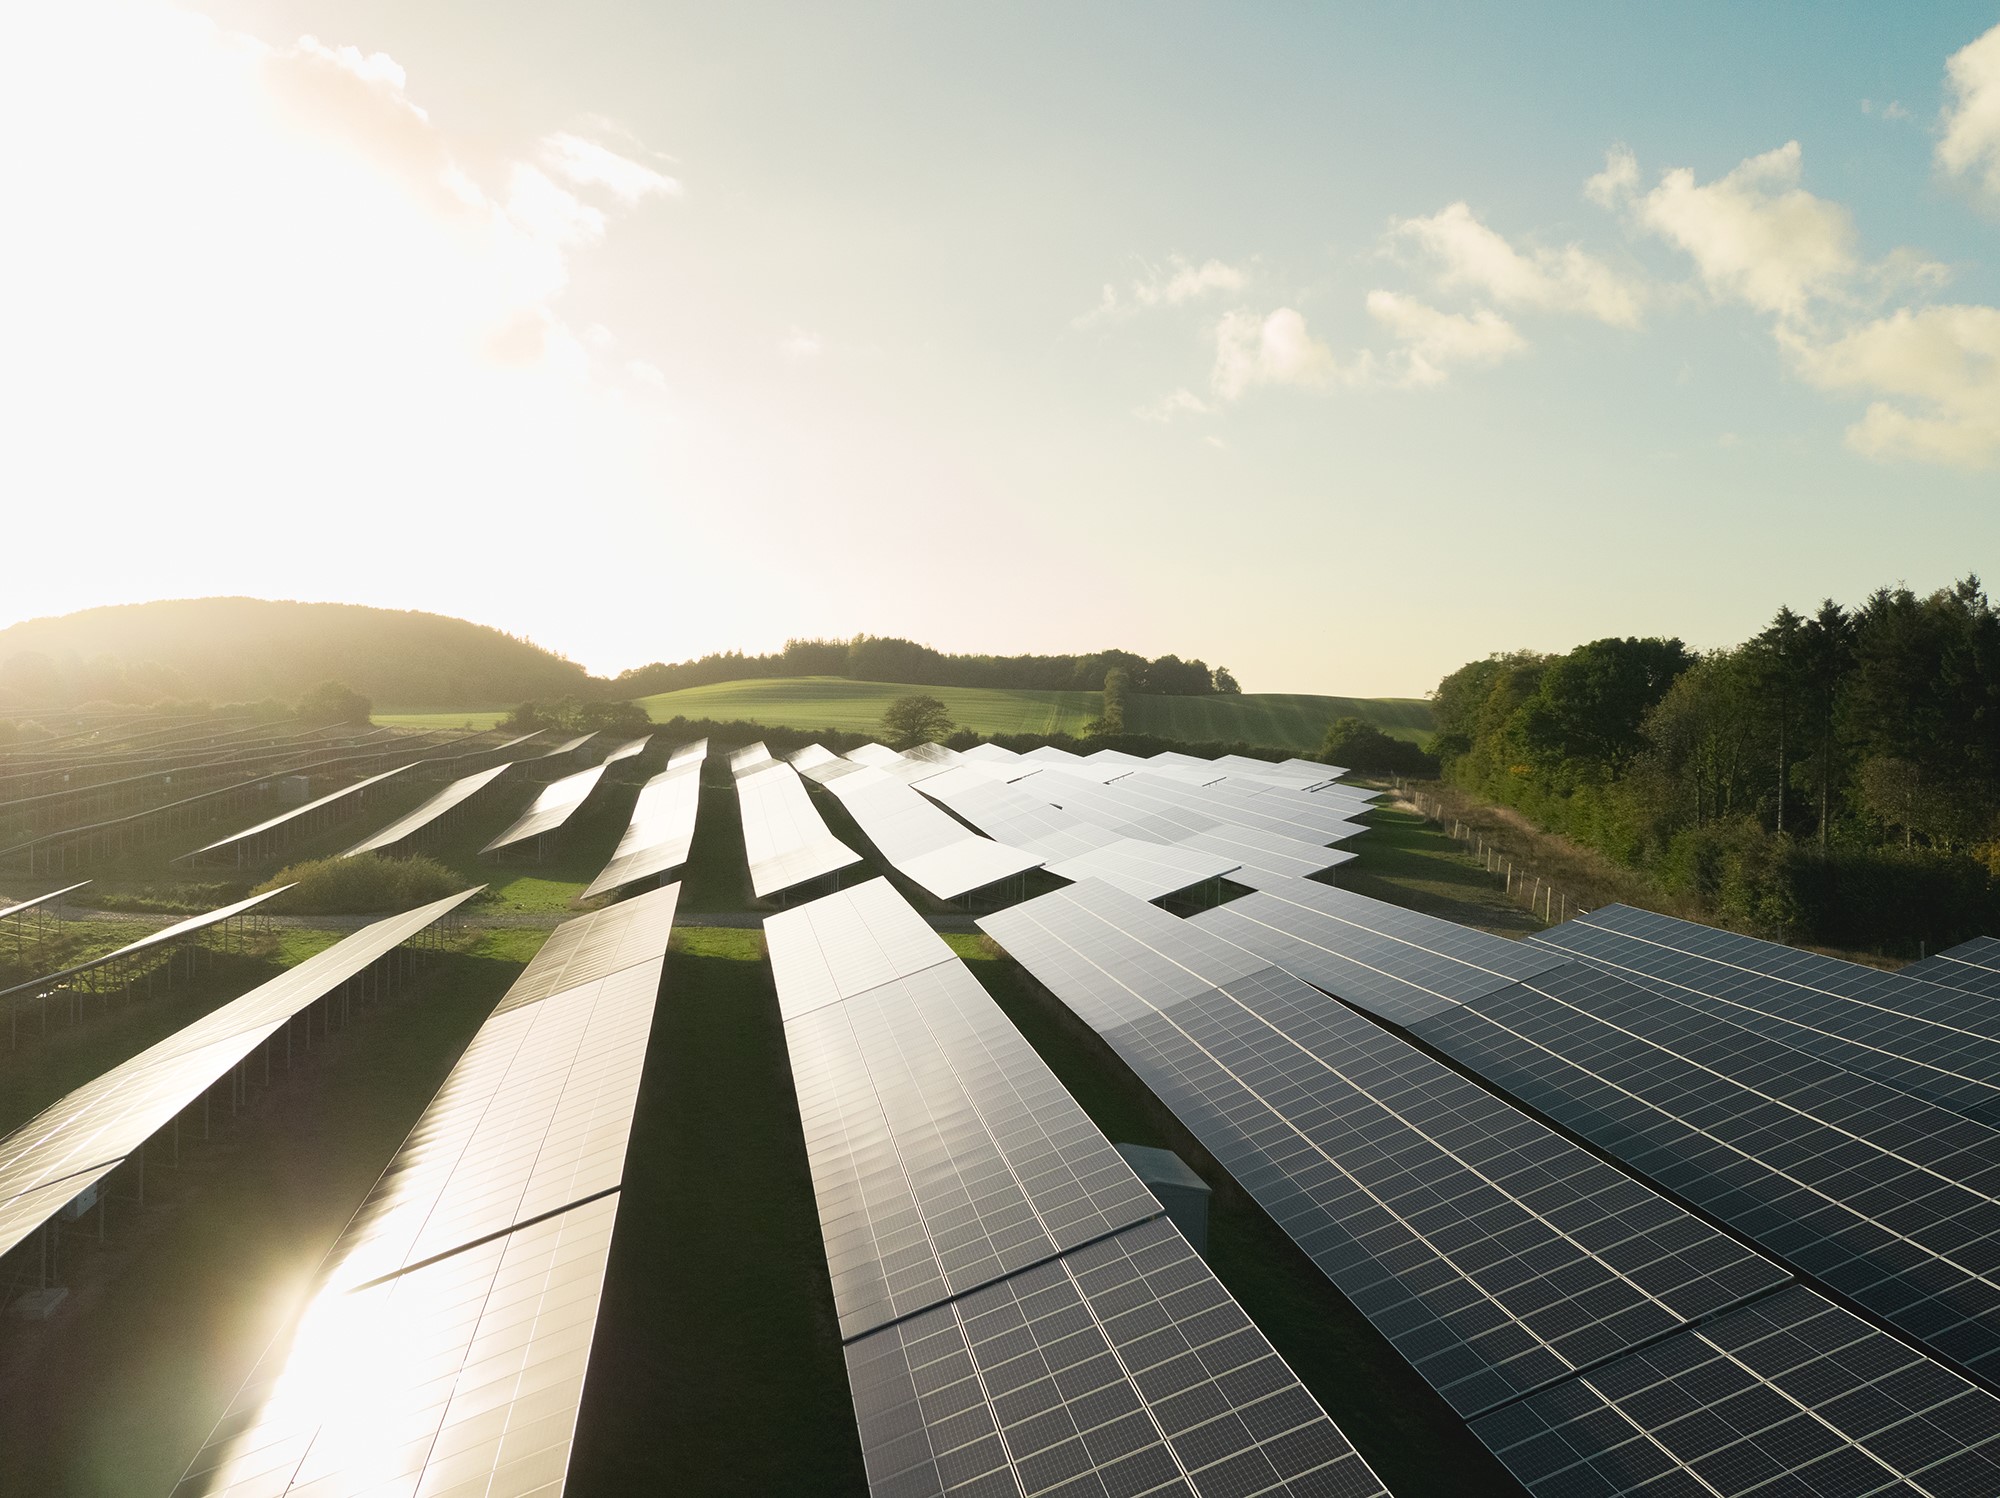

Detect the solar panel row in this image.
[766,879,1391,1498]
[820,763,1045,901]
[582,740,707,898]
[980,881,2000,1496]
[733,748,862,898]
[173,882,682,1498]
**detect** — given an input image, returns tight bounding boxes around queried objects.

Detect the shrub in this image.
[256,853,468,914]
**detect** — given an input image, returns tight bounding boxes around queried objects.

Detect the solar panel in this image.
[788,742,840,772]
[539,731,597,760]
[481,760,613,853]
[1904,942,2000,1001]
[341,762,513,856]
[1115,771,1366,847]
[1200,885,2000,1389]
[1537,905,2000,1127]
[581,756,702,898]
[764,876,956,1020]
[500,883,683,1013]
[666,737,708,770]
[1,883,296,1003]
[734,757,863,899]
[0,889,481,1261]
[916,767,1241,901]
[824,767,1044,901]
[786,960,1162,1338]
[1471,1284,2000,1498]
[980,882,1787,1417]
[728,741,774,776]
[181,762,416,860]
[0,880,90,922]
[846,742,905,768]
[174,885,678,1498]
[768,879,1387,1498]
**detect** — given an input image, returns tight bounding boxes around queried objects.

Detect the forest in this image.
[1430,577,2000,951]
[612,635,1239,697]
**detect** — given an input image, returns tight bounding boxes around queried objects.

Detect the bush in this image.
[256,853,468,914]
[299,680,372,726]
[1317,717,1435,775]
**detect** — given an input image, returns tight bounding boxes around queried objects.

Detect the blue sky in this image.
[5,3,1998,694]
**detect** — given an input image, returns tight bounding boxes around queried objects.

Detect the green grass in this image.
[627,676,1431,751]
[1339,803,1544,937]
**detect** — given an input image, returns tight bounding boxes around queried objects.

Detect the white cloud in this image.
[542,130,680,203]
[1786,305,2000,466]
[505,163,607,248]
[1365,291,1526,386]
[1136,387,1215,422]
[1585,145,1639,208]
[1861,98,1909,121]
[1080,256,1247,324]
[1391,202,1645,327]
[1211,308,1343,398]
[1940,23,2000,198]
[627,359,669,390]
[1621,142,1857,320]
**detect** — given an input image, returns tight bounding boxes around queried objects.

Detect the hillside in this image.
[0,598,591,709]
[633,676,1432,750]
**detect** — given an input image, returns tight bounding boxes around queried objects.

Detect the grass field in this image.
[628,675,1433,750]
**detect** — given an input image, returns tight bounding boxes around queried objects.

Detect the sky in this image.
[4,3,1999,696]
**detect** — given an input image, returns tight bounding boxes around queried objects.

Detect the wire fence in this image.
[1387,775,1590,927]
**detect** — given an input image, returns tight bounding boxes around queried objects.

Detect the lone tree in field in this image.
[881,693,954,750]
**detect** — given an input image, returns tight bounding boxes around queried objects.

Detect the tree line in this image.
[613,635,1242,698]
[1429,577,2000,951]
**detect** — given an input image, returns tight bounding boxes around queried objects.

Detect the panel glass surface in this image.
[582,758,702,897]
[482,762,612,852]
[343,762,513,856]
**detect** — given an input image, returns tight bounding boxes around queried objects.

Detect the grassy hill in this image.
[0,598,591,709]
[631,676,1431,751]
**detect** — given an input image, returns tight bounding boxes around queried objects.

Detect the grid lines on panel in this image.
[845,1215,1389,1498]
[1471,1284,2000,1498]
[979,883,1786,1417]
[784,960,1162,1339]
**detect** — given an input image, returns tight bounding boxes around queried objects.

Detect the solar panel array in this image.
[733,748,862,898]
[1013,770,1354,891]
[582,740,706,898]
[1904,935,2000,1000]
[180,762,416,861]
[765,878,1390,1498]
[821,763,1044,901]
[985,879,2000,1495]
[1198,884,2000,1387]
[482,759,615,853]
[341,761,514,856]
[174,883,681,1498]
[0,889,481,1262]
[915,764,1242,902]
[1534,903,2000,1127]
[0,883,296,1003]
[980,881,1786,1419]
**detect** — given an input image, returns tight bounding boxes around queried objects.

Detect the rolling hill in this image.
[0,598,592,709]
[632,676,1432,751]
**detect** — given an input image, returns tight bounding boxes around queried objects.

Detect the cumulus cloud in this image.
[1585,145,1639,208]
[1365,291,1526,385]
[1080,256,1247,324]
[1861,98,1909,121]
[1391,202,1645,327]
[543,131,680,203]
[1786,305,2000,466]
[1940,23,2000,198]
[1612,142,1857,320]
[1210,308,1344,399]
[779,327,823,360]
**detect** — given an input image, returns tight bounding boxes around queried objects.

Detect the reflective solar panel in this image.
[600,735,650,765]
[786,960,1161,1338]
[845,1215,1389,1498]
[847,743,905,767]
[769,880,1385,1498]
[174,887,679,1498]
[181,763,416,859]
[1115,771,1366,847]
[764,877,956,1020]
[735,756,863,898]
[581,756,702,898]
[981,883,1787,1417]
[824,767,1044,901]
[499,883,682,1013]
[342,762,513,856]
[1537,905,2000,1127]
[482,761,613,853]
[1471,1284,2000,1498]
[0,889,482,1260]
[1903,945,2000,1001]
[0,880,91,922]
[666,737,707,769]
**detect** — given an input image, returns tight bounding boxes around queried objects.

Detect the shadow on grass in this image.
[572,934,866,1496]
[1342,807,1544,938]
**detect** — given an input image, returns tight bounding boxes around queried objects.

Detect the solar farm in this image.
[7,712,2000,1497]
